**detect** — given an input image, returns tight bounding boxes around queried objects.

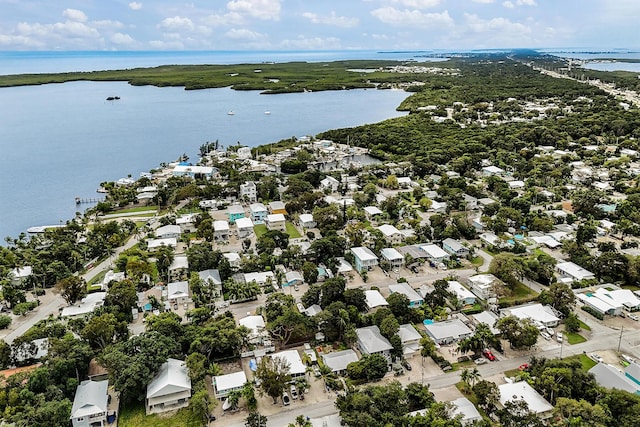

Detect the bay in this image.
[0,80,409,240]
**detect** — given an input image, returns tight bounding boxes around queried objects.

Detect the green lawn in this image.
[566,332,587,344]
[111,206,159,214]
[563,354,597,371]
[498,282,537,306]
[578,320,591,331]
[119,404,204,427]
[87,270,107,290]
[450,360,475,372]
[254,224,268,237]
[285,222,302,238]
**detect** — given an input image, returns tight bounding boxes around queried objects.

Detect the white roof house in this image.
[377,224,404,244]
[155,224,181,239]
[239,315,266,343]
[146,358,192,415]
[147,237,177,250]
[450,397,483,426]
[503,303,560,327]
[447,281,477,306]
[589,363,640,394]
[356,326,393,358]
[223,252,241,267]
[364,289,389,310]
[236,217,254,230]
[167,281,190,301]
[468,274,499,300]
[351,246,379,272]
[424,319,473,344]
[593,288,640,312]
[508,180,525,189]
[214,371,248,398]
[482,165,504,176]
[556,261,595,282]
[244,271,275,286]
[299,213,316,228]
[380,247,404,266]
[388,283,424,307]
[398,324,422,357]
[214,220,230,233]
[442,238,469,257]
[419,244,450,263]
[577,293,622,317]
[498,381,553,419]
[322,349,359,374]
[70,380,109,427]
[61,292,107,318]
[471,311,500,335]
[198,269,222,286]
[272,350,306,377]
[364,206,383,217]
[10,266,33,282]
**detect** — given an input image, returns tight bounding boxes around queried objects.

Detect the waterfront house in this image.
[236,217,254,239]
[442,238,469,258]
[227,205,245,224]
[356,326,393,366]
[424,319,473,345]
[146,359,191,415]
[322,350,359,376]
[250,203,268,224]
[265,213,286,232]
[172,165,215,179]
[350,247,379,273]
[70,380,108,427]
[299,213,316,229]
[240,181,257,202]
[214,371,247,399]
[388,283,423,307]
[268,201,287,215]
[380,247,404,269]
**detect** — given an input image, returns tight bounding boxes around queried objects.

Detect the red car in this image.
[519,363,530,371]
[482,349,496,361]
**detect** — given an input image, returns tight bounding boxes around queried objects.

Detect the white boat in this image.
[264,111,271,115]
[222,398,231,411]
[227,111,235,115]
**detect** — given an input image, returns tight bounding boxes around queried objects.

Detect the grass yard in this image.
[119,404,204,427]
[578,320,591,331]
[111,206,159,214]
[450,360,475,372]
[87,270,107,290]
[253,224,268,237]
[566,332,587,344]
[563,354,597,371]
[498,282,537,306]
[285,222,302,238]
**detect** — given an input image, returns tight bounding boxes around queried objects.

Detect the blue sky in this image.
[0,0,637,51]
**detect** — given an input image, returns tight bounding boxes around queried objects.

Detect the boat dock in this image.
[27,224,66,233]
[75,197,104,204]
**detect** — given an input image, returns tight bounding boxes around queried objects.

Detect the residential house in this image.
[380,248,404,269]
[322,350,359,376]
[481,165,505,176]
[508,180,525,190]
[70,380,109,427]
[167,281,190,305]
[577,293,623,317]
[243,271,275,287]
[397,177,416,188]
[429,201,447,213]
[239,315,266,343]
[265,213,286,232]
[299,213,316,229]
[503,303,560,327]
[146,359,192,414]
[556,261,595,283]
[589,363,640,395]
[228,205,245,224]
[237,147,252,160]
[377,224,405,245]
[214,371,248,399]
[10,266,32,287]
[213,220,230,241]
[364,206,383,220]
[240,181,257,203]
[236,217,254,238]
[61,292,107,318]
[424,319,473,345]
[388,283,424,307]
[285,271,304,287]
[365,290,389,311]
[356,326,393,366]
[155,225,181,239]
[479,232,500,247]
[147,237,177,252]
[462,194,478,210]
[470,311,500,335]
[447,281,477,306]
[268,201,287,215]
[168,256,189,282]
[420,244,450,264]
[442,238,469,258]
[272,350,306,378]
[176,214,197,233]
[350,247,379,273]
[172,165,214,179]
[497,382,553,420]
[223,252,241,268]
[467,274,499,300]
[250,203,268,224]
[450,397,483,426]
[320,176,340,192]
[398,324,422,358]
[198,269,222,299]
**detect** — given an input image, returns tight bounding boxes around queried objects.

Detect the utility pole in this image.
[618,326,624,353]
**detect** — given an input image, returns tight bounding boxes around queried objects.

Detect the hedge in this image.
[581,305,604,320]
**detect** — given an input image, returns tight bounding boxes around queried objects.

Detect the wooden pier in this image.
[75,197,104,204]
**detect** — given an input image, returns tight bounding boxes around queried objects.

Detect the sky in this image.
[0,0,638,51]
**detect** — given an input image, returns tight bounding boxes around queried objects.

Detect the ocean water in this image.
[0,56,411,239]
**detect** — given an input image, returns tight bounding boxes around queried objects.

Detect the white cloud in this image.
[502,1,514,8]
[149,39,184,49]
[111,32,135,45]
[224,28,266,41]
[62,8,88,23]
[92,20,125,29]
[158,16,195,32]
[391,0,440,8]
[227,0,281,20]
[280,36,341,49]
[129,2,143,10]
[472,0,495,3]
[302,11,359,28]
[371,7,453,27]
[517,0,537,5]
[202,12,244,27]
[464,13,530,35]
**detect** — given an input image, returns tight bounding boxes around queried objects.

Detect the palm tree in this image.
[468,367,481,387]
[227,389,242,411]
[242,382,258,411]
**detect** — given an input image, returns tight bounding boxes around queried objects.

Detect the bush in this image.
[13,301,38,316]
[0,315,11,329]
[581,305,604,320]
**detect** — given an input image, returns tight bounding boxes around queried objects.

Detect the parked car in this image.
[556,332,563,343]
[518,363,530,371]
[313,366,321,377]
[282,392,291,406]
[482,349,496,361]
[290,385,298,400]
[590,353,604,363]
[629,313,640,321]
[402,360,412,371]
[545,327,555,337]
[540,331,551,341]
[294,284,299,291]
[474,357,488,365]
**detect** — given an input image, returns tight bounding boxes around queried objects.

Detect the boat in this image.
[264,111,271,115]
[96,187,108,193]
[27,224,66,234]
[106,96,120,101]
[222,398,231,411]
[227,111,235,115]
